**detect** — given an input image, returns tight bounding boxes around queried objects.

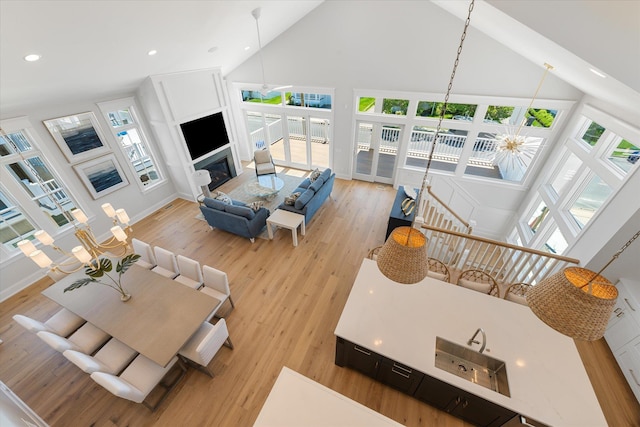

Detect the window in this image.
[382,98,409,116]
[551,152,582,197]
[98,99,162,189]
[580,120,605,147]
[289,92,332,109]
[528,202,549,234]
[485,105,557,128]
[543,227,568,255]
[417,101,477,120]
[0,188,37,250]
[0,117,81,254]
[358,97,375,112]
[569,174,612,229]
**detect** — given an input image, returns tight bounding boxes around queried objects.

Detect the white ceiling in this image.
[1,0,639,118]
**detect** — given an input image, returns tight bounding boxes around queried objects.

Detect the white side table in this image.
[267,209,305,247]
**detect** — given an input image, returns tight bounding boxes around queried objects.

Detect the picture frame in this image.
[73,154,129,199]
[44,112,110,163]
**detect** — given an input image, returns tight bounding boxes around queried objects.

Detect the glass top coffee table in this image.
[244,174,285,199]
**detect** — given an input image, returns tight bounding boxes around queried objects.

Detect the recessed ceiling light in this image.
[589,68,606,78]
[147,50,157,56]
[24,54,41,62]
[244,46,251,51]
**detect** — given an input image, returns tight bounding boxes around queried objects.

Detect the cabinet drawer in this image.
[335,338,382,379]
[376,358,424,395]
[616,336,640,403]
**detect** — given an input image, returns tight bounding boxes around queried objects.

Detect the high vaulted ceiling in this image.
[1,0,639,117]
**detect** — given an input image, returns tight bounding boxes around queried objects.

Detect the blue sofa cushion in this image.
[309,177,324,193]
[298,178,311,189]
[203,197,226,211]
[319,168,332,182]
[224,203,255,220]
[284,191,302,206]
[295,188,315,209]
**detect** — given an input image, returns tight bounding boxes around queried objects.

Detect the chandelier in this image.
[18,203,132,274]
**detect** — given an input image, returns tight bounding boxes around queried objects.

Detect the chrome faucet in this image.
[468,328,486,353]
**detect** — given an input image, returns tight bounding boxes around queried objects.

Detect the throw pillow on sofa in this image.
[309,168,321,182]
[248,201,264,212]
[214,191,232,204]
[284,192,301,206]
[294,188,315,210]
[224,204,255,220]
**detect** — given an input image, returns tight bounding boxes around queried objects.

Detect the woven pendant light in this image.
[377,226,429,284]
[527,267,618,341]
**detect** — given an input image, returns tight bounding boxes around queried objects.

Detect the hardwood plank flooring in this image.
[1,169,638,426]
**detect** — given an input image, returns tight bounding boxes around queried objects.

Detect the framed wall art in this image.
[44,112,110,163]
[73,154,129,199]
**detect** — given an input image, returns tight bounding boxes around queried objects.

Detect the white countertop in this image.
[253,367,404,427]
[334,259,607,427]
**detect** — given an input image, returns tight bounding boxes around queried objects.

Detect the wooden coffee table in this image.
[266,209,305,247]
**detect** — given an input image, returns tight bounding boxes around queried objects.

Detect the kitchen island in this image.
[334,259,607,426]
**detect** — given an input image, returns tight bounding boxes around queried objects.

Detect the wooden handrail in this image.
[420,224,580,265]
[424,185,471,231]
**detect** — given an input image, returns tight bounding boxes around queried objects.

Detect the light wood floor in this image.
[1,170,639,427]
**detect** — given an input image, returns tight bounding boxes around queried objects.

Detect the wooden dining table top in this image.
[42,264,220,367]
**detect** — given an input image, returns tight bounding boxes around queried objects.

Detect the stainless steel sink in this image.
[435,336,511,397]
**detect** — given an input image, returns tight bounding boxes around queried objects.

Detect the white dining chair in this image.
[90,354,186,411]
[201,265,235,320]
[151,246,179,279]
[131,238,156,270]
[174,255,204,290]
[457,269,500,297]
[178,319,233,377]
[37,322,110,354]
[63,337,138,375]
[13,308,85,337]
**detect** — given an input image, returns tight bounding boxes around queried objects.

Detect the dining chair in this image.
[503,282,532,306]
[37,322,110,354]
[132,238,157,270]
[427,258,451,282]
[13,308,85,337]
[367,246,381,260]
[457,269,500,297]
[253,148,276,177]
[151,246,179,279]
[90,354,186,411]
[63,337,138,375]
[174,255,204,290]
[178,319,233,377]
[201,265,235,320]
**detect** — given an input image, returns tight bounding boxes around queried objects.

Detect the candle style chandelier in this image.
[18,203,132,274]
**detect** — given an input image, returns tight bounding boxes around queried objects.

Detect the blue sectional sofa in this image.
[200,197,269,243]
[277,168,335,224]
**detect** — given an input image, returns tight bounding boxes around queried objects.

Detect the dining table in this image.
[41,264,220,367]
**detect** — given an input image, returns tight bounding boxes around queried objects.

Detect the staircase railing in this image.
[420,225,580,290]
[418,185,473,234]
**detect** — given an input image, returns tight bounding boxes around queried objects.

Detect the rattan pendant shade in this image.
[527,267,618,341]
[377,226,429,284]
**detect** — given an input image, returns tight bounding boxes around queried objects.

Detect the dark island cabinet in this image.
[336,337,516,427]
[414,374,516,427]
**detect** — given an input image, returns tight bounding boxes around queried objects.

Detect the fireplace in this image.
[193,147,237,191]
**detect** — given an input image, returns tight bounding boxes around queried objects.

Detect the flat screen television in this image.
[180,112,230,161]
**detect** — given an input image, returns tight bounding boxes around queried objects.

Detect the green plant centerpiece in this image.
[64,253,141,301]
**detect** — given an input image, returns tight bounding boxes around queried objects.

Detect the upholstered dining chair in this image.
[151,246,179,279]
[201,265,235,320]
[253,149,276,177]
[457,269,500,297]
[132,238,156,270]
[37,322,110,354]
[503,282,532,306]
[174,255,204,290]
[63,337,138,375]
[90,354,186,412]
[178,319,233,377]
[427,258,451,282]
[367,246,382,260]
[13,308,85,337]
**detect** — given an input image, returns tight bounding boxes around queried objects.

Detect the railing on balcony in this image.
[420,225,580,291]
[250,117,329,147]
[419,185,473,235]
